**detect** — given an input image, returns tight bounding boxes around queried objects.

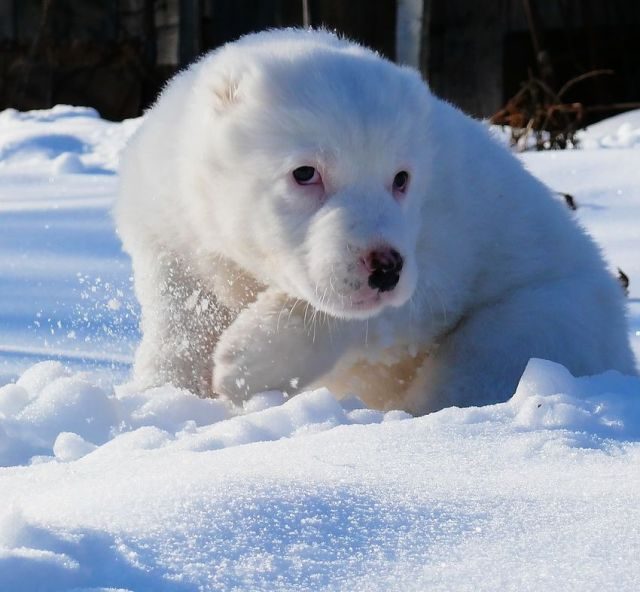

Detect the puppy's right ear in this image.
[210,70,245,113]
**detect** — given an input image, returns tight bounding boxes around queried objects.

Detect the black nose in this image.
[367,248,403,293]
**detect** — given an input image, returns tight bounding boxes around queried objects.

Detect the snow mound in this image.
[579,108,640,149]
[511,359,640,438]
[0,361,410,467]
[433,358,640,442]
[0,105,141,175]
[1,359,637,470]
[0,359,639,591]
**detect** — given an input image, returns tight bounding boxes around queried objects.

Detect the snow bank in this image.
[433,358,640,441]
[2,359,637,469]
[0,359,639,591]
[578,108,640,149]
[0,361,409,468]
[0,106,140,382]
[0,105,141,175]
[490,108,640,151]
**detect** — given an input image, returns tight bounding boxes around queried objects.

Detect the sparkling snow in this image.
[0,105,639,591]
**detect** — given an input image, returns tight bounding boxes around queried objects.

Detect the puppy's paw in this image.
[213,288,354,403]
[212,290,294,402]
[213,331,275,403]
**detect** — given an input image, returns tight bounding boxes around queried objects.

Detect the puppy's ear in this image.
[210,70,245,113]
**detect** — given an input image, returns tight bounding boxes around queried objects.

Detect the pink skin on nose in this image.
[361,247,404,275]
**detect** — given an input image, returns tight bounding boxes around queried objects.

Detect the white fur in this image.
[116,29,636,414]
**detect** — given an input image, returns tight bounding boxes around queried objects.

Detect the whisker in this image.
[303,299,313,333]
[276,297,290,333]
[287,297,301,325]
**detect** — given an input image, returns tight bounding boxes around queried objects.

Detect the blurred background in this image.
[1,0,639,134]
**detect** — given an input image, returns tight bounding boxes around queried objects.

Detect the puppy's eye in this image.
[292,166,321,185]
[393,171,409,193]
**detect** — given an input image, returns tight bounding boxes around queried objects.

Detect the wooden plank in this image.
[0,0,15,39]
[14,0,41,43]
[179,0,201,65]
[428,0,505,117]
[155,0,180,65]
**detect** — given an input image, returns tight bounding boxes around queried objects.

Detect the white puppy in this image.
[116,29,636,414]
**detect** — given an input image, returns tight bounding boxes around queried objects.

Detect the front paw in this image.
[213,334,266,403]
[212,289,351,403]
[212,290,293,403]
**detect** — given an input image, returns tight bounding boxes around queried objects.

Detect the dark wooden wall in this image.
[0,0,396,120]
[0,0,163,120]
[427,0,640,121]
[1,0,639,122]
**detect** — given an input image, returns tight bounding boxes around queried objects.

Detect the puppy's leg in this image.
[130,246,233,395]
[213,289,360,403]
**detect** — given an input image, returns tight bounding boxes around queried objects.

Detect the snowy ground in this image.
[0,105,639,591]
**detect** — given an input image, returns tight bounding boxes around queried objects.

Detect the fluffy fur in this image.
[116,29,636,414]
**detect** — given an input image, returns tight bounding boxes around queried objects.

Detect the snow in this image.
[578,109,640,149]
[1,104,640,591]
[0,106,140,386]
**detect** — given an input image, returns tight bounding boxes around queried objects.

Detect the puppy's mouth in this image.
[348,287,409,315]
[312,283,411,320]
[350,291,383,310]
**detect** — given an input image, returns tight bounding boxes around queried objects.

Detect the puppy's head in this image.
[193,30,433,319]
